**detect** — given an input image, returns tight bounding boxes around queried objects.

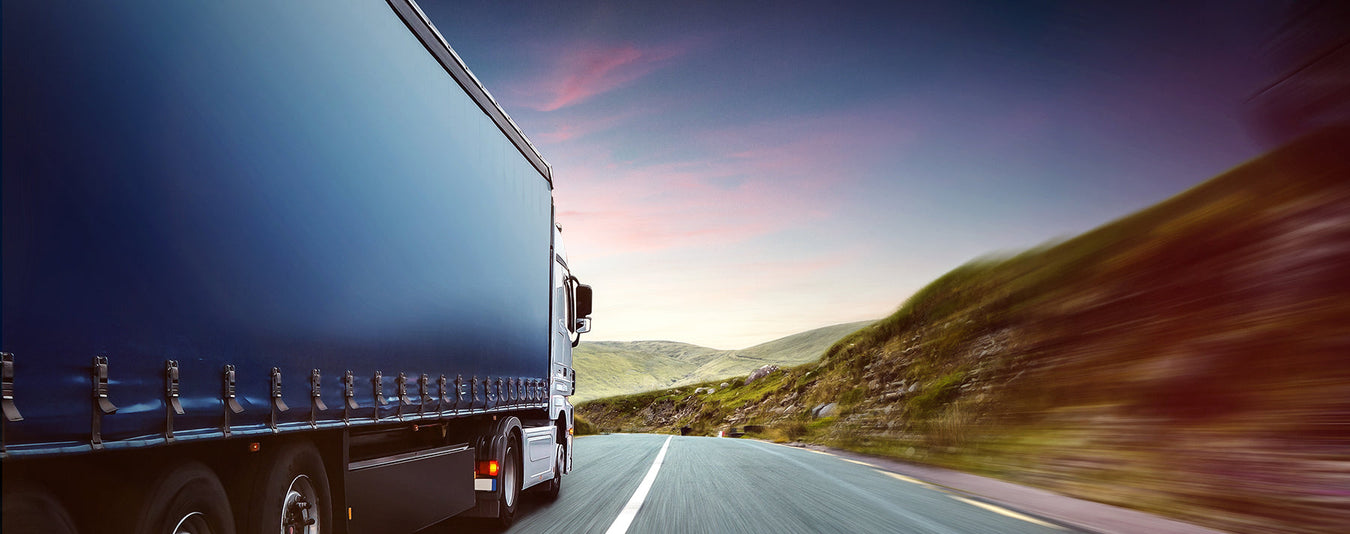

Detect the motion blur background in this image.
[425,1,1350,532]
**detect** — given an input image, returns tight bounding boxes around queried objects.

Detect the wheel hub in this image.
[282,475,320,534]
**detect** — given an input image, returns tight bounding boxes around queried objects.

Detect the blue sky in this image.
[420,0,1286,349]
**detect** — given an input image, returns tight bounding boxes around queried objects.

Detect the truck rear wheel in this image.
[131,461,235,534]
[241,442,331,534]
[497,433,522,527]
[1,483,79,534]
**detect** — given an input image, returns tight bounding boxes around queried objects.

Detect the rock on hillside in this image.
[744,365,778,385]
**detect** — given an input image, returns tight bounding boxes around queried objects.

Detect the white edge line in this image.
[949,494,1065,530]
[758,440,1061,531]
[605,436,674,534]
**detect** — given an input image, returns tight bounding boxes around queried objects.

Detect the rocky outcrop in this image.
[745,365,780,385]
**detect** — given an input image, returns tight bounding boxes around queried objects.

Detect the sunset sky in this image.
[420,1,1286,349]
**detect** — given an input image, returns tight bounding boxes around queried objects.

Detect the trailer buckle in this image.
[437,374,449,416]
[483,376,494,408]
[469,376,480,410]
[492,377,503,408]
[2,353,20,422]
[396,372,413,419]
[1,353,19,458]
[91,355,117,449]
[222,364,243,436]
[343,370,358,424]
[310,368,327,428]
[453,374,464,410]
[372,371,386,420]
[269,367,288,432]
[165,360,183,441]
[418,373,431,418]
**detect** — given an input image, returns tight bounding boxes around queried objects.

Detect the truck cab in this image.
[550,223,591,474]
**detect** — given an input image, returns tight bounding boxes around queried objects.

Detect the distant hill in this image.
[572,321,871,402]
[578,127,1350,533]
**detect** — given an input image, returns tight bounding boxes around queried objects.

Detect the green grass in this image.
[909,370,966,418]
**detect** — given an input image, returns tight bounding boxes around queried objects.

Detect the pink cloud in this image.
[523,43,686,112]
[543,100,922,268]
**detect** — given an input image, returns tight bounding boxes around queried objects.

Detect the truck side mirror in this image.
[575,284,593,318]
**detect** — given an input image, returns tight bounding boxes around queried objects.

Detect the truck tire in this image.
[131,461,236,534]
[1,483,79,534]
[242,442,331,534]
[498,432,522,527]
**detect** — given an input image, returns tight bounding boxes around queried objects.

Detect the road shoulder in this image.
[768,441,1227,534]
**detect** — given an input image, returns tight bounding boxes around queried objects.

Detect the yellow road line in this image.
[948,495,1064,530]
[876,470,932,488]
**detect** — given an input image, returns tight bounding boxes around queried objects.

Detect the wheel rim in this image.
[503,444,519,507]
[280,474,320,534]
[172,511,212,534]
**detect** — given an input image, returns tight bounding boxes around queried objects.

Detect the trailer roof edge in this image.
[392,0,554,185]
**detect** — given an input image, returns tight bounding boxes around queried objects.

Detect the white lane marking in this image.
[949,495,1065,530]
[605,435,673,534]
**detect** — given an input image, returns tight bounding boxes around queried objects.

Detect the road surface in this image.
[430,433,1071,534]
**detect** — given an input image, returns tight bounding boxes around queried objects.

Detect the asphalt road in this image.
[430,433,1072,534]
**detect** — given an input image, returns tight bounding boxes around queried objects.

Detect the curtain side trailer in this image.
[1,1,593,532]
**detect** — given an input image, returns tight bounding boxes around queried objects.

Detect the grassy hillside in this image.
[571,341,722,402]
[572,321,870,402]
[579,127,1350,533]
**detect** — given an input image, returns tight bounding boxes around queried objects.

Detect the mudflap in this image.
[458,417,519,518]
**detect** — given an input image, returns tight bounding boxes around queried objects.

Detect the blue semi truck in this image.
[1,2,592,532]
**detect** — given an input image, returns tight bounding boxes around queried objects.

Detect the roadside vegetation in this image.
[579,127,1350,534]
[571,321,871,402]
